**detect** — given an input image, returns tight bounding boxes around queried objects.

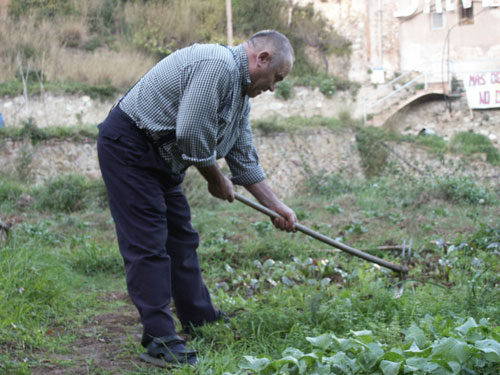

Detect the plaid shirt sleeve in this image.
[176,60,233,167]
[225,102,266,186]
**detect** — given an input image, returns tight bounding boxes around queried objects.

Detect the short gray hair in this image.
[248,30,294,68]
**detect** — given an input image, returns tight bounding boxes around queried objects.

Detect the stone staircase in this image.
[363,68,452,126]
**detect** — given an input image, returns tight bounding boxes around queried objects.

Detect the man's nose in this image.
[269,83,275,92]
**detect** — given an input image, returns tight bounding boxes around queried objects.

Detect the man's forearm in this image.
[197,164,225,185]
[244,180,298,231]
[197,164,235,201]
[244,180,282,211]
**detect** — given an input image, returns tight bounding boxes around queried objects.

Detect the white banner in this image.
[463,71,500,109]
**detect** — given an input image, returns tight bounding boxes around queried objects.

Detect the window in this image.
[458,0,474,25]
[431,12,445,29]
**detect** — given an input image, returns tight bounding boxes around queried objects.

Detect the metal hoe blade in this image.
[234,192,409,275]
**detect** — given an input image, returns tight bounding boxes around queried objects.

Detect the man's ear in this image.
[256,51,271,68]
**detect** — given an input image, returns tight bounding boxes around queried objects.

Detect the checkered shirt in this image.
[119,44,266,186]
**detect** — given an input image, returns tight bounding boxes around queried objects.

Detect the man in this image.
[97,30,297,367]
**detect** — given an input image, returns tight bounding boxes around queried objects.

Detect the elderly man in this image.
[97,30,297,366]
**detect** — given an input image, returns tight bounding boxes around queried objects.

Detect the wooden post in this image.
[226,0,233,46]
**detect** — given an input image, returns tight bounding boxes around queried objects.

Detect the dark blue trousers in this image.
[97,106,218,347]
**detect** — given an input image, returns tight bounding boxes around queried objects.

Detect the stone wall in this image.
[1,126,498,199]
[0,129,362,198]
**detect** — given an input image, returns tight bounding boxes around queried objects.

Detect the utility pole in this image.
[226,0,233,46]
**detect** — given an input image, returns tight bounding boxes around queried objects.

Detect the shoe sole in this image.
[140,353,169,368]
[139,353,197,367]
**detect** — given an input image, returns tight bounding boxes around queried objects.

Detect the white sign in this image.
[463,71,500,109]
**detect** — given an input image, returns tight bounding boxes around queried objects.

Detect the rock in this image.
[18,193,33,207]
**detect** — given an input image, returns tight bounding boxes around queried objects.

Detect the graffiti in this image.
[468,74,486,86]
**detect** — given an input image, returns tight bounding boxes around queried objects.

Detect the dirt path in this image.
[31,293,144,375]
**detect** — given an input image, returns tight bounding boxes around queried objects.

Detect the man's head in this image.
[243,30,294,98]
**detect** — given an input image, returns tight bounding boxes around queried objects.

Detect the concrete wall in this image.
[398,1,500,76]
[296,0,500,83]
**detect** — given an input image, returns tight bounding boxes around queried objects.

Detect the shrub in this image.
[0,176,24,204]
[355,126,389,177]
[274,80,294,100]
[338,110,357,128]
[60,24,85,48]
[319,77,336,97]
[252,119,287,135]
[432,177,496,205]
[33,174,107,212]
[81,35,103,52]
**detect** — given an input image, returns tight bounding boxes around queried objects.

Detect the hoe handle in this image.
[234,192,408,274]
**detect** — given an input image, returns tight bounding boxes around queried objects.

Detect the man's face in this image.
[247,54,292,98]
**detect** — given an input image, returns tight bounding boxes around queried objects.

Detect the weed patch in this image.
[65,239,123,276]
[33,174,107,212]
[415,134,447,154]
[450,131,500,165]
[0,120,98,142]
[431,177,497,205]
[355,126,390,177]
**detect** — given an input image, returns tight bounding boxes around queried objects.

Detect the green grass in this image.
[0,80,118,100]
[0,172,499,374]
[450,131,500,165]
[0,118,98,142]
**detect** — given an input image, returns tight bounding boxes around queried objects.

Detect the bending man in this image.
[97,30,297,366]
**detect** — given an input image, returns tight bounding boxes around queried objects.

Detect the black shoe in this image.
[139,335,197,367]
[216,310,231,323]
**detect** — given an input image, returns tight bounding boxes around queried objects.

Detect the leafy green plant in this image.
[228,318,500,375]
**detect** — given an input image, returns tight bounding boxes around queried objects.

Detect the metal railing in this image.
[363,58,500,125]
[363,60,452,124]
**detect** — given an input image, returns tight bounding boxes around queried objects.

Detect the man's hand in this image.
[197,164,234,202]
[245,180,298,232]
[271,202,297,232]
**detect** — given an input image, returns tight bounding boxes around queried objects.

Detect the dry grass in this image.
[0,6,155,88]
[0,0,226,88]
[123,0,222,51]
[0,14,58,81]
[49,48,156,87]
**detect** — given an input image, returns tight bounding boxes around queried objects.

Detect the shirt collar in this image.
[232,45,251,92]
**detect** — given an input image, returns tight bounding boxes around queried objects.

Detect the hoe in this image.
[234,192,411,281]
